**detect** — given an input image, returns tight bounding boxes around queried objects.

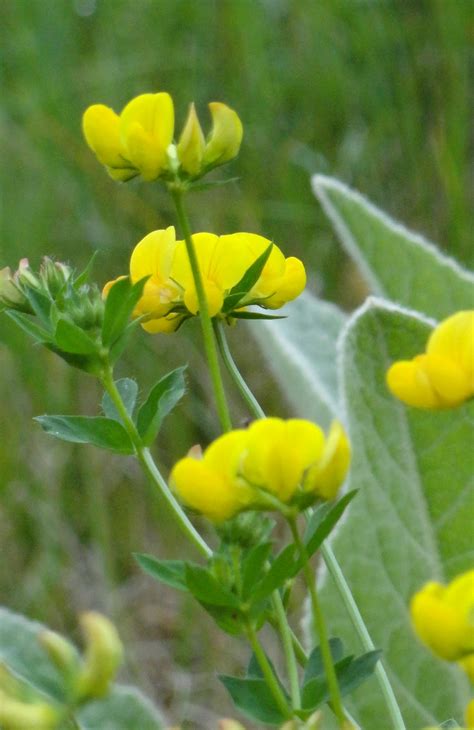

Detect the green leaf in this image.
[304,491,358,558]
[223,243,273,312]
[312,175,474,319]
[241,542,273,600]
[35,415,134,454]
[73,251,99,289]
[54,318,98,355]
[303,638,344,686]
[23,287,52,326]
[6,310,52,343]
[185,565,240,608]
[102,378,138,422]
[137,366,187,445]
[252,291,346,429]
[229,311,286,320]
[251,544,297,604]
[78,685,164,729]
[318,299,472,728]
[102,276,147,347]
[336,649,382,697]
[79,686,164,729]
[219,675,287,724]
[134,553,188,592]
[0,607,67,702]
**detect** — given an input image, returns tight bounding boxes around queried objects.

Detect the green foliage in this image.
[223,243,273,313]
[0,607,164,730]
[312,175,474,320]
[136,366,187,445]
[101,276,147,350]
[102,378,139,421]
[253,292,346,429]
[318,301,472,727]
[34,415,134,454]
[219,674,288,725]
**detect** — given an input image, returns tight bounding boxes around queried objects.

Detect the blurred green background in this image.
[0,0,472,726]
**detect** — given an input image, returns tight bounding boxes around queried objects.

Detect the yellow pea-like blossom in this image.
[171,430,254,522]
[386,311,474,409]
[170,418,351,522]
[410,570,474,664]
[172,232,306,317]
[103,229,306,332]
[83,92,174,182]
[83,92,243,183]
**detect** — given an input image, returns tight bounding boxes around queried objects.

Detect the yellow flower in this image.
[83,92,174,181]
[103,230,305,333]
[243,418,350,502]
[170,431,254,522]
[172,232,306,317]
[410,570,474,662]
[386,311,474,409]
[75,612,123,700]
[83,93,243,183]
[170,418,351,521]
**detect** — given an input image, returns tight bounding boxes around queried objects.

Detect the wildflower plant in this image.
[1,90,473,730]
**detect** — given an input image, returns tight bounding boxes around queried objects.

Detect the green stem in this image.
[288,517,345,727]
[272,589,301,710]
[171,189,232,432]
[246,621,292,720]
[214,319,265,419]
[101,367,212,559]
[321,542,406,730]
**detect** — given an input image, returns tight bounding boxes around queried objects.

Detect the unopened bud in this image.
[39,630,79,678]
[0,690,59,730]
[177,103,206,176]
[203,102,243,167]
[67,288,104,331]
[40,257,72,297]
[75,612,123,700]
[16,259,40,289]
[0,268,31,313]
[0,664,32,701]
[218,721,247,730]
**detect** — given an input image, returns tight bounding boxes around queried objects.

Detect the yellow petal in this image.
[141,315,184,334]
[305,421,351,500]
[183,278,223,316]
[177,103,206,176]
[410,581,472,661]
[120,93,174,178]
[386,355,442,408]
[82,104,129,169]
[203,102,243,166]
[424,354,472,406]
[427,311,474,394]
[244,418,324,502]
[171,457,241,522]
[129,228,176,283]
[106,165,138,182]
[264,257,307,309]
[465,698,474,728]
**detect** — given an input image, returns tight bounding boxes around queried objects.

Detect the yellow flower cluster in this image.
[386,311,474,409]
[410,570,474,680]
[170,417,351,522]
[82,92,242,182]
[103,227,306,333]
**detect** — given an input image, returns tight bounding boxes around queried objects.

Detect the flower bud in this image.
[75,612,123,700]
[218,720,247,730]
[0,690,59,730]
[16,258,40,289]
[177,103,205,176]
[39,257,72,297]
[0,664,32,701]
[39,630,79,678]
[0,268,31,313]
[203,102,243,166]
[67,287,104,331]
